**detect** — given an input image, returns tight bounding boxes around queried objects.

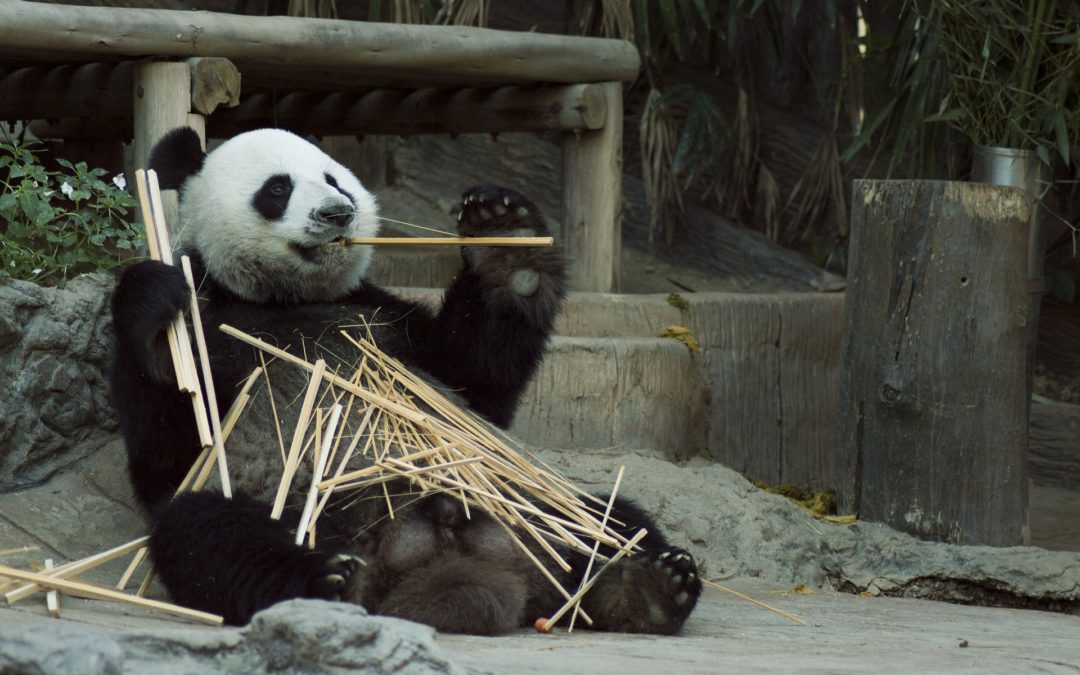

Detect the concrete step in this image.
[389,287,845,489]
[510,336,706,458]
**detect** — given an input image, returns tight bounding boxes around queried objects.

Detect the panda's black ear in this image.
[148,127,205,189]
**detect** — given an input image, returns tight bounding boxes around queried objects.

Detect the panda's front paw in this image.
[306,552,364,602]
[457,185,546,238]
[112,260,191,383]
[455,186,565,308]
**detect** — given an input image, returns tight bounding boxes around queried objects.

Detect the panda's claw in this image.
[307,552,363,601]
[457,185,546,238]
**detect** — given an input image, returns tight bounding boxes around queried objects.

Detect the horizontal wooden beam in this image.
[0,59,240,122]
[19,83,607,138]
[210,84,607,136]
[0,1,640,87]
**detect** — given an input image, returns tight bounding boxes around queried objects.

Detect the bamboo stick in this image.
[701,579,807,626]
[338,236,553,247]
[271,359,327,520]
[134,170,187,392]
[539,528,648,632]
[44,559,59,619]
[6,536,150,603]
[0,564,223,625]
[568,465,624,632]
[296,404,342,546]
[181,255,232,498]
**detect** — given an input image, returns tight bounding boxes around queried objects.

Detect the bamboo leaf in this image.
[659,0,684,60]
[1053,109,1070,166]
[1037,144,1051,166]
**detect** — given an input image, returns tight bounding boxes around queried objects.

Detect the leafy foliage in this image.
[0,142,141,287]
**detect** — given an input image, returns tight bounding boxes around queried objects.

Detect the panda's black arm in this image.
[405,186,566,428]
[109,260,207,507]
[150,492,359,625]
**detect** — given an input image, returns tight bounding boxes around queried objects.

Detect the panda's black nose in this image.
[317,206,353,228]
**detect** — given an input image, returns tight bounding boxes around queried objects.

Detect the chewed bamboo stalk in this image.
[333,236,554,247]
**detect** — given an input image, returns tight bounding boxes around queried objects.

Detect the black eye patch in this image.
[253,174,293,220]
[324,172,357,207]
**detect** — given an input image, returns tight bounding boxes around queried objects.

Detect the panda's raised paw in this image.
[306,552,364,601]
[457,185,546,237]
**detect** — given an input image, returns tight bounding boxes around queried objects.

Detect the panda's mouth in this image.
[290,237,348,263]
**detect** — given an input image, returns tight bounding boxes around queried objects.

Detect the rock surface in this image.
[0,275,116,492]
[0,600,461,675]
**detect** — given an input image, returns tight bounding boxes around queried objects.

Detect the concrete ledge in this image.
[391,288,846,487]
[512,336,706,457]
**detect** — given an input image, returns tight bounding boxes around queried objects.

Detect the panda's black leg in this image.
[149,492,362,625]
[575,546,702,634]
[412,186,566,427]
[531,496,702,634]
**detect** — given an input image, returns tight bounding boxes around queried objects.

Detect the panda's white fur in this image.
[179,130,379,303]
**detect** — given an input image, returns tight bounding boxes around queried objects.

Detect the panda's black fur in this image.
[109,127,702,633]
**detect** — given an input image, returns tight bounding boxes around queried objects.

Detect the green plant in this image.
[0,141,141,287]
[930,0,1079,167]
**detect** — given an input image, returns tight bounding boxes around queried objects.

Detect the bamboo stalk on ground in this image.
[0,564,223,625]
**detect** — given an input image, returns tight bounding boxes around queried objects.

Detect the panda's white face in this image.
[178,129,379,303]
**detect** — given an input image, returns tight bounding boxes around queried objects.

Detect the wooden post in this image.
[133,61,206,233]
[836,180,1031,546]
[561,82,622,292]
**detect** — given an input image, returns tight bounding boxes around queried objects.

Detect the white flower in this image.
[112,174,127,190]
[31,268,42,275]
[60,182,73,198]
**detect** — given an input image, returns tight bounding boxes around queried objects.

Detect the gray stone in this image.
[0,622,123,675]
[537,447,1080,610]
[115,600,463,675]
[0,274,116,491]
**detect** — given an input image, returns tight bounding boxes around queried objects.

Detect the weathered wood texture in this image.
[0,65,604,136]
[836,180,1031,546]
[1029,397,1080,490]
[689,293,845,489]
[208,84,607,136]
[133,61,203,232]
[562,82,623,292]
[0,59,239,121]
[0,1,640,87]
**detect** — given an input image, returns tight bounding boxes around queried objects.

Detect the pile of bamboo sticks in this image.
[219,320,643,631]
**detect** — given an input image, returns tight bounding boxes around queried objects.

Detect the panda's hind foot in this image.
[582,545,702,634]
[648,546,702,614]
[306,552,365,602]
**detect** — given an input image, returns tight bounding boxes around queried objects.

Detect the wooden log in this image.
[0,2,640,86]
[561,82,622,292]
[0,58,237,122]
[209,83,607,137]
[836,180,1031,546]
[0,62,131,121]
[188,57,241,116]
[133,62,203,231]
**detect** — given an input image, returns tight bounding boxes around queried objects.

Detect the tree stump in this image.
[836,180,1031,546]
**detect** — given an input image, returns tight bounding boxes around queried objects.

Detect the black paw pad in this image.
[457,185,545,237]
[307,552,363,601]
[648,547,702,608]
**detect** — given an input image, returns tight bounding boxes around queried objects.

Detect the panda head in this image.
[149,127,379,303]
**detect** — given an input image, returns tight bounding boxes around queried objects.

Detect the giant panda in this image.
[109,126,701,634]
